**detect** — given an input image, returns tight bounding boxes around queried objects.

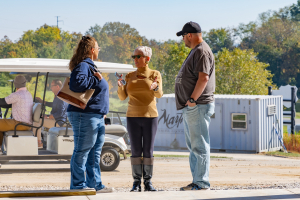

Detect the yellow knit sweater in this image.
[117,66,163,117]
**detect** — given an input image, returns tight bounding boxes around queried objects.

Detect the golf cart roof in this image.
[0,58,135,73]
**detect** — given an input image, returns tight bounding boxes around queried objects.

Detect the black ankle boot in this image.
[143,157,157,192]
[130,157,142,192]
[131,181,141,192]
[144,179,157,191]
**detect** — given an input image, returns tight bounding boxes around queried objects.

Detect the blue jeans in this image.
[182,103,215,188]
[67,112,105,191]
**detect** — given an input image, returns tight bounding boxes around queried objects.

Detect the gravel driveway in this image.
[0,152,300,192]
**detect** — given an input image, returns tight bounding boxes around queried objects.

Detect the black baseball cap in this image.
[176,21,201,36]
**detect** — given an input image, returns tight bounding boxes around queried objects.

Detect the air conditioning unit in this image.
[267,105,276,115]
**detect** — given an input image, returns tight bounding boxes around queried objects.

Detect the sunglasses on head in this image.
[131,55,145,59]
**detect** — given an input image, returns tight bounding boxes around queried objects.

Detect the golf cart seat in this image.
[46,123,128,155]
[3,103,42,156]
[105,124,127,137]
[48,127,74,136]
[5,131,35,136]
[47,125,74,155]
[48,122,127,138]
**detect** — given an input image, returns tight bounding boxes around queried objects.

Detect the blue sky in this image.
[0,0,297,42]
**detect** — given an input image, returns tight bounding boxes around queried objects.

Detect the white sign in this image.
[272,85,298,108]
[155,95,186,149]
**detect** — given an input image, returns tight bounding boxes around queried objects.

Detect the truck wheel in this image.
[100,147,120,171]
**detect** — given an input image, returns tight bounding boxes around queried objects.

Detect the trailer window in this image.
[231,113,247,130]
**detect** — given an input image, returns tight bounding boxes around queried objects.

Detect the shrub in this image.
[283,133,300,153]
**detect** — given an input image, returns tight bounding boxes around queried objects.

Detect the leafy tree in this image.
[290,0,300,21]
[237,8,300,90]
[86,22,148,64]
[22,24,61,48]
[101,22,141,37]
[233,22,257,44]
[147,39,174,73]
[0,24,81,60]
[215,48,276,95]
[203,28,235,54]
[159,42,190,94]
[0,72,14,87]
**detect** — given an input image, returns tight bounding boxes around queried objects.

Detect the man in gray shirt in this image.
[175,22,215,191]
[34,79,68,148]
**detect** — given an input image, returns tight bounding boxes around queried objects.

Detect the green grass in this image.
[283,125,300,135]
[0,86,12,116]
[263,151,300,158]
[0,86,11,98]
[283,125,287,133]
[211,156,232,159]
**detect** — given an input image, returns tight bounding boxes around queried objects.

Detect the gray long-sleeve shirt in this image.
[49,96,68,127]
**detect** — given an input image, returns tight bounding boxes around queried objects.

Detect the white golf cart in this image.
[0,58,133,171]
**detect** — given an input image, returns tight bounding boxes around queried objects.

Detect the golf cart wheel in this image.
[100,147,120,171]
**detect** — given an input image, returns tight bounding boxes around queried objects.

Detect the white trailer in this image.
[155,94,283,153]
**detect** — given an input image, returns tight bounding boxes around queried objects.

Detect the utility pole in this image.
[55,16,63,29]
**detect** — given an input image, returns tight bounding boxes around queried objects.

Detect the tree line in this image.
[2,1,300,95]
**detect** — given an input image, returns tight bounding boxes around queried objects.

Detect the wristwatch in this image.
[188,98,196,103]
[153,86,159,91]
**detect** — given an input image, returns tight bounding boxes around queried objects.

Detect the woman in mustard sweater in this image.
[117,46,163,192]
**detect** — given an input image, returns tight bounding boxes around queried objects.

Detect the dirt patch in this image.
[1,155,300,190]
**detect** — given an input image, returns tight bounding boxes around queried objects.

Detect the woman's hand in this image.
[94,72,102,80]
[117,74,123,87]
[150,77,158,90]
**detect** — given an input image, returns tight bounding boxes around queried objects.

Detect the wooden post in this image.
[268,86,272,95]
[291,87,296,134]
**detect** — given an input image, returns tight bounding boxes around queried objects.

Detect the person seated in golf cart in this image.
[33,79,68,148]
[0,75,33,151]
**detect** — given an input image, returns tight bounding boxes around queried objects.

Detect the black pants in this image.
[127,117,158,158]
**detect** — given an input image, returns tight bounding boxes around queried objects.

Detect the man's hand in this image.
[94,72,103,80]
[45,114,54,119]
[185,100,196,107]
[35,97,43,103]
